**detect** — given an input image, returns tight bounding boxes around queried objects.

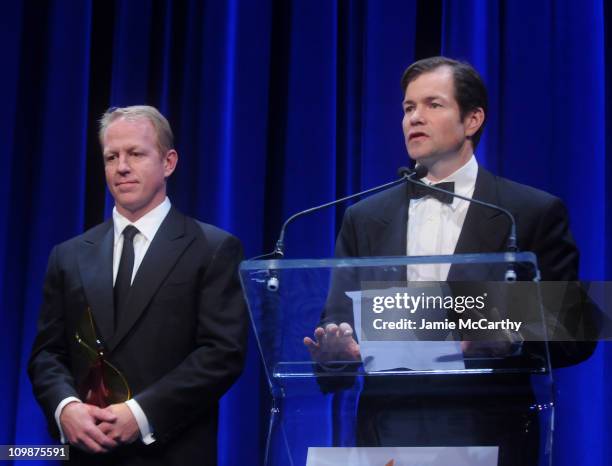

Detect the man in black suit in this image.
[304,57,591,465]
[28,105,247,465]
[306,55,579,358]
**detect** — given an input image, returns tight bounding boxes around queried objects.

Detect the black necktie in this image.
[410,181,455,204]
[114,225,139,327]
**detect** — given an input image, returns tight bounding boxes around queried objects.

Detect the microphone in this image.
[255,167,427,291]
[272,166,427,258]
[398,165,428,180]
[405,165,519,281]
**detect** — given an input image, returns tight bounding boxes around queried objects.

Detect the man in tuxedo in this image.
[304,57,592,465]
[306,55,582,360]
[28,105,247,465]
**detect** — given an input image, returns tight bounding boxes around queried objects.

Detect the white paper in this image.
[347,289,465,372]
[306,446,498,466]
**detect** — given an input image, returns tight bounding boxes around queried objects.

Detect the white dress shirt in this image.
[112,197,171,286]
[407,155,478,281]
[55,197,172,445]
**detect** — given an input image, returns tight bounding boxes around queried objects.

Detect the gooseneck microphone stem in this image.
[272,167,427,258]
[404,171,519,281]
[405,177,518,252]
[274,179,403,257]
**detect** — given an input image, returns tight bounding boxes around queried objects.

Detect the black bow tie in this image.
[410,181,455,204]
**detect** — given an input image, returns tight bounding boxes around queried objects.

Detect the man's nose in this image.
[117,154,131,173]
[409,106,424,125]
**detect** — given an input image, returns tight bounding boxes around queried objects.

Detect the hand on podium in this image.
[460,305,522,357]
[304,322,361,364]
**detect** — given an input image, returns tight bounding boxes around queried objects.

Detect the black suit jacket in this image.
[336,166,578,280]
[322,167,594,465]
[324,166,594,463]
[28,207,247,466]
[332,165,595,367]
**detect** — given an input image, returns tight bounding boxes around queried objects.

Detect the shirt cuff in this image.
[55,397,81,444]
[125,398,156,445]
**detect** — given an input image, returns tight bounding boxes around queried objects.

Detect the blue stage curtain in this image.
[441,2,610,465]
[0,1,609,465]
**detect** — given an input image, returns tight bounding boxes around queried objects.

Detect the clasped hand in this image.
[60,401,140,454]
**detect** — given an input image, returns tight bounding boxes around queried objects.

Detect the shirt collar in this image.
[113,197,172,243]
[421,155,478,210]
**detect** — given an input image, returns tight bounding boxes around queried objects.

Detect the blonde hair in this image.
[99,105,174,154]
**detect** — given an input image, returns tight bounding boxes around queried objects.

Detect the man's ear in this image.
[163,150,178,178]
[464,107,485,138]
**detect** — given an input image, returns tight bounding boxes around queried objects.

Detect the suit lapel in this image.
[453,166,510,255]
[370,183,410,257]
[77,221,115,344]
[449,167,511,280]
[107,207,195,352]
[366,183,410,282]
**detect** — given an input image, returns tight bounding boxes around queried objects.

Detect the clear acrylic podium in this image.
[240,253,554,466]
